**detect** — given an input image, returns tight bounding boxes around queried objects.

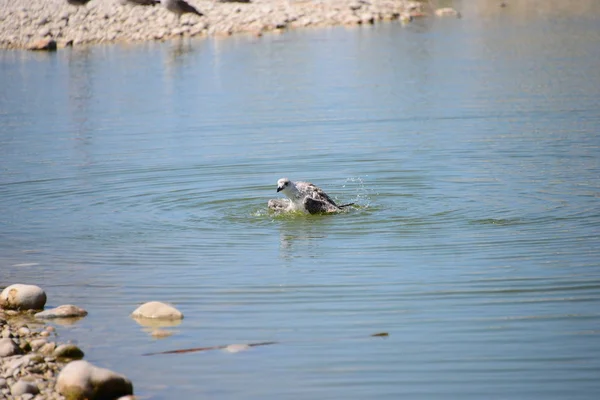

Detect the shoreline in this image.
[0,0,429,50]
[1,309,70,400]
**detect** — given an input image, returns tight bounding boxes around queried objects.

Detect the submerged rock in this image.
[35,304,88,319]
[0,284,47,310]
[57,360,133,400]
[131,301,183,320]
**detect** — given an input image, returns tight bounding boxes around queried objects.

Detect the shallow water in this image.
[1,8,600,400]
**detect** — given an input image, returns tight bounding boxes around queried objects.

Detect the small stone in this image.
[131,301,183,320]
[54,344,84,360]
[38,342,56,355]
[57,360,133,400]
[27,38,58,51]
[435,7,461,18]
[0,378,7,389]
[0,338,22,357]
[224,344,250,353]
[26,353,44,365]
[10,379,39,396]
[35,305,88,319]
[17,327,31,336]
[30,338,47,351]
[0,284,47,310]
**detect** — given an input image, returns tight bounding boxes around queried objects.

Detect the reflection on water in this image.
[1,8,600,400]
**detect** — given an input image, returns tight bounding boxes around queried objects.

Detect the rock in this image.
[435,7,461,18]
[38,341,56,355]
[27,38,57,51]
[57,360,133,400]
[0,284,47,310]
[400,13,412,23]
[224,344,250,353]
[130,301,183,320]
[0,338,22,357]
[10,379,39,396]
[54,344,85,360]
[35,305,88,319]
[29,338,48,351]
[17,326,31,336]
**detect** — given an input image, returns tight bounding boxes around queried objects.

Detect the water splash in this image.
[342,176,375,208]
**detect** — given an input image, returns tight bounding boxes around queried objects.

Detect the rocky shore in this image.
[0,0,433,50]
[0,283,185,399]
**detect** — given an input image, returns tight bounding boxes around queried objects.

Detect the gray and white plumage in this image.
[161,0,203,17]
[268,178,354,214]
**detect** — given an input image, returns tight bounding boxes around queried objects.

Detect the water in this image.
[2,7,600,400]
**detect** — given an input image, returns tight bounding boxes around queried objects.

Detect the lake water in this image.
[1,6,600,400]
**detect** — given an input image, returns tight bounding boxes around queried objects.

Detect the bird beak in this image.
[277,187,283,192]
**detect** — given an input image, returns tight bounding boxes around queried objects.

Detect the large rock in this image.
[0,284,47,310]
[57,360,133,400]
[130,301,183,320]
[0,338,22,357]
[35,304,88,319]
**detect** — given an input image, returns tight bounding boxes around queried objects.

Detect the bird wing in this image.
[296,181,339,208]
[304,197,338,214]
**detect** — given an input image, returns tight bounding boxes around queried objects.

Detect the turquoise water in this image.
[1,11,600,400]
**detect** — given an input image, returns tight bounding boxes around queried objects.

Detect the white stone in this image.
[0,284,47,310]
[224,344,250,353]
[57,360,133,400]
[35,304,88,319]
[130,301,183,320]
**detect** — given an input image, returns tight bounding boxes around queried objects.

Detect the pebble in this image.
[10,379,40,396]
[0,0,427,49]
[224,344,251,353]
[54,344,85,360]
[35,305,88,320]
[0,338,22,357]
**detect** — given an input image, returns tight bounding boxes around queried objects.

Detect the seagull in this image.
[161,0,203,20]
[268,178,355,214]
